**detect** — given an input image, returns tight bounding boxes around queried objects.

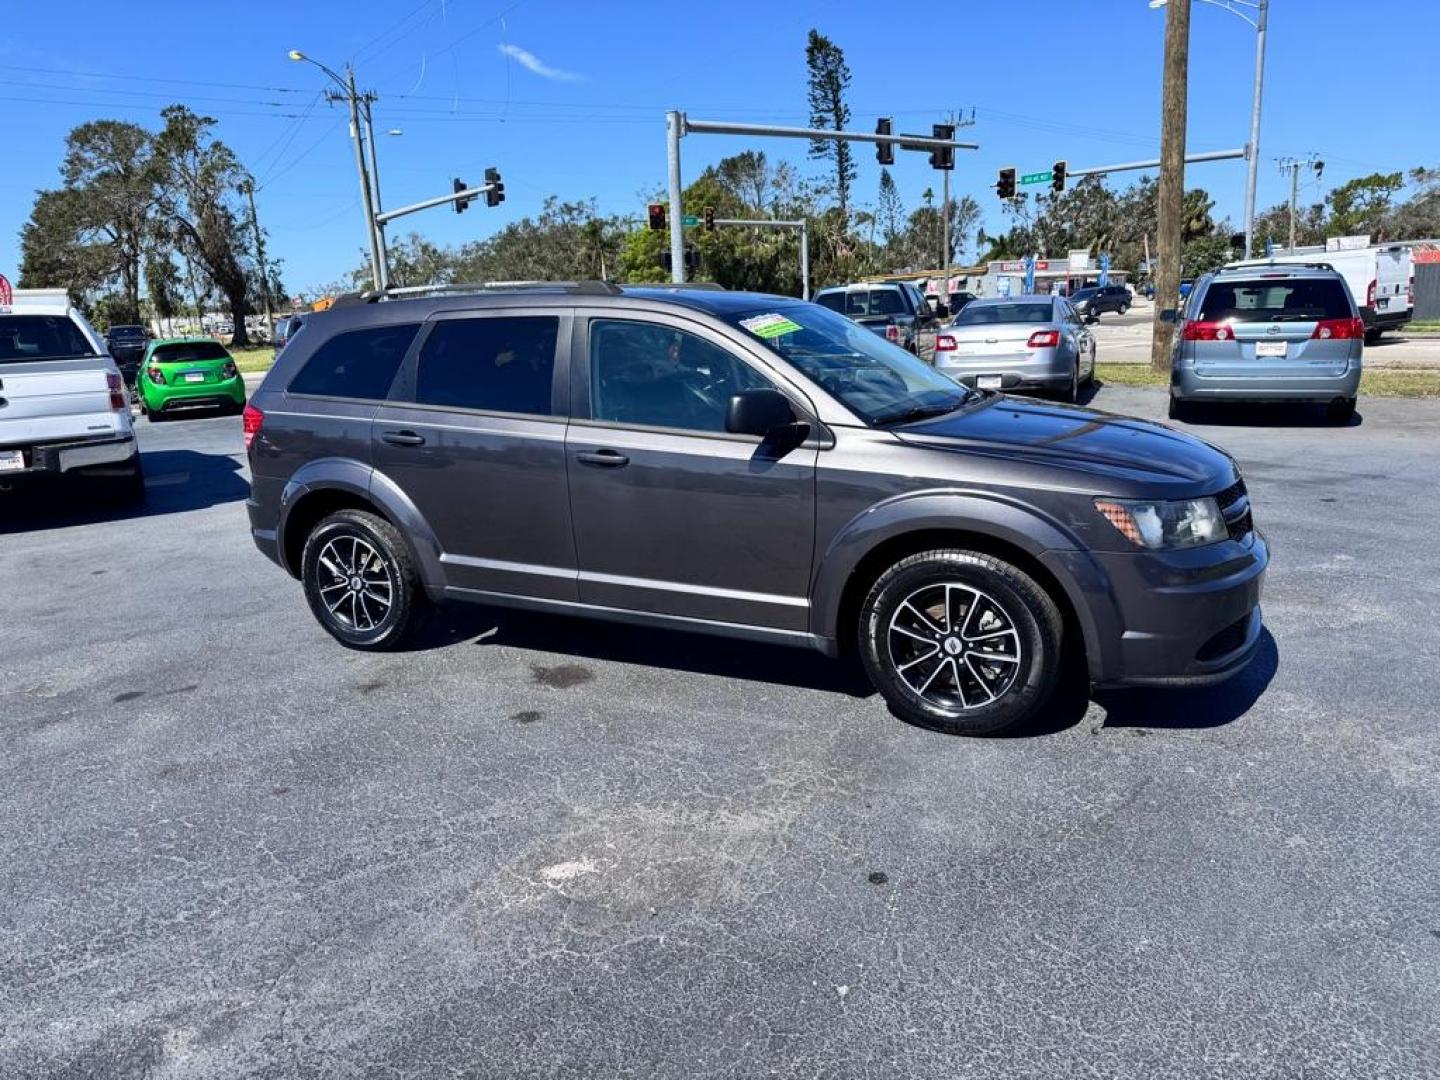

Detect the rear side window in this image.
[869,289,906,316]
[814,292,845,313]
[288,323,419,399]
[1198,279,1352,322]
[415,316,558,416]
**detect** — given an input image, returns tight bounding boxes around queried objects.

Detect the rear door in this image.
[1372,246,1411,321]
[372,309,578,601]
[1190,276,1357,379]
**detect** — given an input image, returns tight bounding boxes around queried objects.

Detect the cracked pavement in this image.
[2,388,1437,1078]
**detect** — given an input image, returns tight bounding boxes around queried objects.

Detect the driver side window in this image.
[589,320,770,433]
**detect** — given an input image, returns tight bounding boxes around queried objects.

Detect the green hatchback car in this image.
[138,337,246,420]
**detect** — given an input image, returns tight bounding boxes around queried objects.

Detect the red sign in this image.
[0,273,12,308]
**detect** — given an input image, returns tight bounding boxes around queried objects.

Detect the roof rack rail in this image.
[642,282,727,291]
[331,280,623,307]
[1225,260,1335,272]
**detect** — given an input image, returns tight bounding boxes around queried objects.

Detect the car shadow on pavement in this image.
[0,449,250,534]
[422,604,877,698]
[1091,628,1279,730]
[1183,403,1363,429]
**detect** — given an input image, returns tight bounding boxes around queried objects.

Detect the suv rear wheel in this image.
[301,509,428,650]
[858,550,1063,736]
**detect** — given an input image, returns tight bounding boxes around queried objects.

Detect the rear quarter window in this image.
[814,292,845,313]
[1199,278,1353,322]
[288,323,420,400]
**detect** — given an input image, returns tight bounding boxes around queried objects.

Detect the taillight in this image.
[242,403,264,450]
[1311,317,1365,341]
[1366,279,1376,307]
[1026,330,1060,348]
[147,366,165,385]
[221,360,238,379]
[1181,321,1234,341]
[885,323,900,344]
[106,372,127,411]
[1408,279,1415,306]
[935,334,957,352]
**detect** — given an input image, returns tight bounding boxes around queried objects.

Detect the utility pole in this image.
[240,178,274,340]
[361,98,390,288]
[1243,0,1268,258]
[1278,156,1322,253]
[1151,0,1191,373]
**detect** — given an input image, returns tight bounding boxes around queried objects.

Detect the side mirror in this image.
[1160,308,1178,324]
[726,388,796,437]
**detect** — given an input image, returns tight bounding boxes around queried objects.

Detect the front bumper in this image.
[1047,530,1269,688]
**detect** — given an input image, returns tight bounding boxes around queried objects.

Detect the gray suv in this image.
[245,282,1268,736]
[1170,264,1364,423]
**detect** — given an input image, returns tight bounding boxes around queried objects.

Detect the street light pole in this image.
[1242,0,1268,258]
[361,98,390,290]
[288,51,385,290]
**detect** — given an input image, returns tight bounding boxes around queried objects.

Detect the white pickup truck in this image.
[0,287,143,501]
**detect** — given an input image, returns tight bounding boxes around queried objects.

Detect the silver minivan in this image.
[1170,264,1363,423]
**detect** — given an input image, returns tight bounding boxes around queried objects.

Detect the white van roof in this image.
[5,288,74,315]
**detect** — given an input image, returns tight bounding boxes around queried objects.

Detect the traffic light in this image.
[703,206,715,232]
[452,178,471,213]
[996,167,1017,200]
[484,166,504,207]
[875,117,894,166]
[647,202,667,232]
[1051,160,1067,194]
[929,123,955,170]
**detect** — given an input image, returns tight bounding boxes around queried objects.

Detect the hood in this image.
[895,394,1238,496]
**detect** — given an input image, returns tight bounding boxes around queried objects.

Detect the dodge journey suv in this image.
[245,282,1268,736]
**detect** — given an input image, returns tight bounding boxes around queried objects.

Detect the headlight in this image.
[1094,496,1227,549]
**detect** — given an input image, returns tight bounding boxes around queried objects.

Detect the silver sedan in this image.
[933,295,1096,402]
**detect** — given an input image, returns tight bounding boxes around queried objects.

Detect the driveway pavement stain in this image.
[530,664,594,689]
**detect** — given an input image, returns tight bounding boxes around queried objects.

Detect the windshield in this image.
[725,303,972,425]
[1198,278,1352,322]
[0,315,99,365]
[952,301,1055,326]
[152,341,230,364]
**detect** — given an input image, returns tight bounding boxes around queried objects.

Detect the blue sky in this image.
[2,0,1434,293]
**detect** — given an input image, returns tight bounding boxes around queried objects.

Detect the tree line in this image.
[19,106,281,345]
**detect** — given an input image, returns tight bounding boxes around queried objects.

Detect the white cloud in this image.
[497,43,585,82]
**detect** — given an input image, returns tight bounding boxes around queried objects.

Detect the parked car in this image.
[1069,284,1131,320]
[0,289,143,500]
[933,296,1096,401]
[244,282,1266,737]
[947,291,977,316]
[104,324,150,386]
[272,314,303,356]
[1169,263,1363,423]
[812,281,942,358]
[137,337,246,421]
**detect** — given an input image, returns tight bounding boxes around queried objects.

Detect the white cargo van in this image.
[1371,245,1413,334]
[0,287,143,500]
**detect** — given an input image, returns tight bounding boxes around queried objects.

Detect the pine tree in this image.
[805,29,856,221]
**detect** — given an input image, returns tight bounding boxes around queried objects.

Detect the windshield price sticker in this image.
[740,313,802,339]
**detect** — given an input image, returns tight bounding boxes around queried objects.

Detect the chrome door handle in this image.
[381,430,426,447]
[575,449,629,468]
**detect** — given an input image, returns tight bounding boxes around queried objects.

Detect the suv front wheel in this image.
[858,550,1063,736]
[301,509,428,650]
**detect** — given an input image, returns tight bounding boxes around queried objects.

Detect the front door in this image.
[565,314,818,632]
[372,309,578,601]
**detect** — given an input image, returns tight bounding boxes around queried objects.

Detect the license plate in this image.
[183,371,205,383]
[0,449,25,473]
[977,375,1003,389]
[1376,298,1389,309]
[1255,341,1288,358]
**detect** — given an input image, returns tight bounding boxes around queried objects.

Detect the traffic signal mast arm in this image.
[375,171,504,224]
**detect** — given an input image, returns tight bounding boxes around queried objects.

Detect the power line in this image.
[0,62,302,93]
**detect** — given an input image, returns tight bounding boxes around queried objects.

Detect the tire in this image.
[1062,361,1079,403]
[1120,304,1130,315]
[146,404,166,423]
[301,509,429,651]
[1364,329,1381,346]
[1083,346,1097,386]
[1168,396,1192,422]
[858,549,1064,736]
[1327,397,1356,424]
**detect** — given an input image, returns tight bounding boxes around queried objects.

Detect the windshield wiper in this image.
[873,397,968,426]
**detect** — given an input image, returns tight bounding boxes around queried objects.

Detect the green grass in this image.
[1096,362,1440,398]
[1406,320,1440,333]
[230,346,274,374]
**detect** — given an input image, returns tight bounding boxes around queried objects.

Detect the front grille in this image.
[1215,477,1252,540]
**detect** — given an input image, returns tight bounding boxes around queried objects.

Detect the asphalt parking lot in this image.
[3,387,1438,1079]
